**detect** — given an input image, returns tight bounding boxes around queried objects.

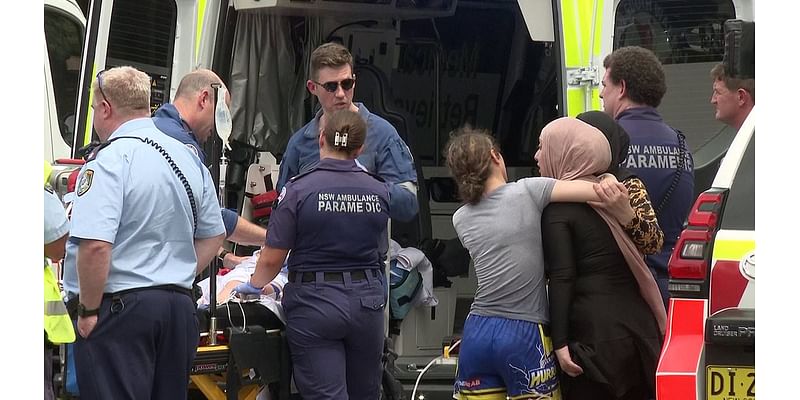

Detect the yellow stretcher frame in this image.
[189,344,263,400]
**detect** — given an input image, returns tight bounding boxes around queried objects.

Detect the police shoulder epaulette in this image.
[84,136,141,162]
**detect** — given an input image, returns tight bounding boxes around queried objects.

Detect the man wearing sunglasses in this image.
[153,69,267,254]
[276,42,419,223]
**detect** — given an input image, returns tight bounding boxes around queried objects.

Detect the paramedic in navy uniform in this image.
[236,109,390,400]
[62,66,226,399]
[152,69,267,252]
[600,46,694,307]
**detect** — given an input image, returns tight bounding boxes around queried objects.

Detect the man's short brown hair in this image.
[310,42,354,81]
[711,63,755,103]
[603,46,667,108]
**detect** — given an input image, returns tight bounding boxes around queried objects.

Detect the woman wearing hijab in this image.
[577,110,663,256]
[446,126,636,400]
[537,117,665,400]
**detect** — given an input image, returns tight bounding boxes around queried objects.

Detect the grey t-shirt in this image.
[452,177,556,324]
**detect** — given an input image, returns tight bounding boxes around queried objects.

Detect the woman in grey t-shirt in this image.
[447,124,634,399]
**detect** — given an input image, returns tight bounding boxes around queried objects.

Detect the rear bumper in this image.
[656,298,707,400]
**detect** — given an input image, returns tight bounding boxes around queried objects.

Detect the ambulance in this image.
[656,107,755,400]
[57,0,754,398]
[45,0,86,192]
[655,20,755,400]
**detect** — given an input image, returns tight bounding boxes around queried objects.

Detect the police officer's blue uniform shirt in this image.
[268,158,390,273]
[153,103,239,236]
[276,103,418,222]
[62,118,225,297]
[44,188,69,245]
[616,106,695,274]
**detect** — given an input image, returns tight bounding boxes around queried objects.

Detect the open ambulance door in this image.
[518,0,614,117]
[73,0,225,158]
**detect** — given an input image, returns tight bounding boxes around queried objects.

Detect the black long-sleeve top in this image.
[542,202,658,350]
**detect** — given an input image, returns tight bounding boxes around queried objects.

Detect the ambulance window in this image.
[75,0,90,18]
[44,7,85,149]
[719,134,754,230]
[613,0,736,175]
[394,3,542,166]
[614,0,735,65]
[106,0,177,115]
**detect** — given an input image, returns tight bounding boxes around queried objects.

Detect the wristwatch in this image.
[218,249,230,262]
[77,303,100,317]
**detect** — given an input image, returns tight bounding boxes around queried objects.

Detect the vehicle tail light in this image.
[668,190,726,293]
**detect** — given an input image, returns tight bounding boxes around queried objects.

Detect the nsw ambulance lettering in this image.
[624,144,693,170]
[318,193,382,213]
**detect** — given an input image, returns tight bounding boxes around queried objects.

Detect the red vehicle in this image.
[656,108,755,400]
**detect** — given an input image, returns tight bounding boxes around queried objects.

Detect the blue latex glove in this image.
[234,281,263,296]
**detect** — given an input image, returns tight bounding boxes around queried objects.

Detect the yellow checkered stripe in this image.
[195,0,207,64]
[561,0,605,116]
[712,230,755,261]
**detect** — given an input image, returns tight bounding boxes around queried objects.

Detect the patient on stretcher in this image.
[196,249,289,332]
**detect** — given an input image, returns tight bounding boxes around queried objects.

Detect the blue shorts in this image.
[454,314,561,399]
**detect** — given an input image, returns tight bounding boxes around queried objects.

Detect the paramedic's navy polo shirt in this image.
[152,103,239,237]
[267,158,390,273]
[616,106,695,274]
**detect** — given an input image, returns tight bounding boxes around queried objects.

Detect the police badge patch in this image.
[77,169,94,196]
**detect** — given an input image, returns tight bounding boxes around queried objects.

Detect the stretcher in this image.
[188,96,292,399]
[189,312,291,400]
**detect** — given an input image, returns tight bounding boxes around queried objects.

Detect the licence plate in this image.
[707,366,755,400]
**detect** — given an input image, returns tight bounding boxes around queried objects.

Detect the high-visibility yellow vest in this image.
[44,160,52,187]
[44,260,75,344]
[44,160,74,344]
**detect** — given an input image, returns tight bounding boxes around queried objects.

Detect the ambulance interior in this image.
[51,0,750,397]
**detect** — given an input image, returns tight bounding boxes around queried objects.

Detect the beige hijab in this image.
[539,117,667,333]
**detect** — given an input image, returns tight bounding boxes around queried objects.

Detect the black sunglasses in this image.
[96,69,109,104]
[313,77,356,93]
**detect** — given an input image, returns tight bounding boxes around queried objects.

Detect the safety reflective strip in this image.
[44,160,53,185]
[561,0,604,116]
[709,230,755,314]
[45,300,69,316]
[590,87,601,110]
[195,0,208,64]
[83,64,101,147]
[711,230,755,261]
[561,0,604,68]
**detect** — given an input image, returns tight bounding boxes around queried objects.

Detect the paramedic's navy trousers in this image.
[74,288,199,400]
[283,269,386,400]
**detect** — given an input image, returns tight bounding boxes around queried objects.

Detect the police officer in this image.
[62,66,225,399]
[277,42,418,222]
[152,68,266,251]
[236,110,390,400]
